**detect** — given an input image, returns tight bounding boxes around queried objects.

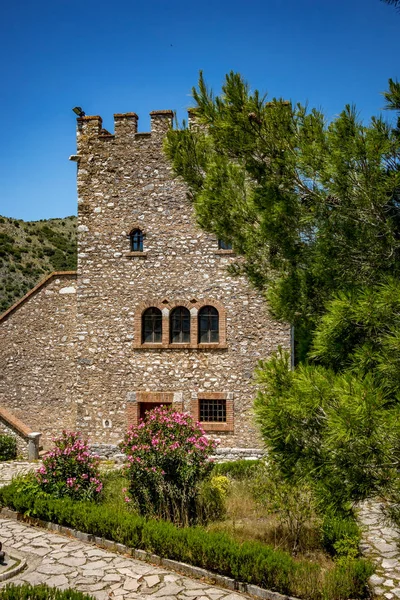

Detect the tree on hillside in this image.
[165,73,400,358]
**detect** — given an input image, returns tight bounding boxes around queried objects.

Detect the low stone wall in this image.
[89,443,265,463]
[0,406,41,461]
[211,447,266,462]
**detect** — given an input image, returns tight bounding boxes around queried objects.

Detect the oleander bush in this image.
[0,479,373,600]
[36,431,103,501]
[120,406,217,525]
[0,434,17,461]
[0,583,95,600]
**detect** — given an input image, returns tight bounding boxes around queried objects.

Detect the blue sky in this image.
[0,0,398,221]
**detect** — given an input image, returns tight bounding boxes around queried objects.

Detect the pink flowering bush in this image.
[120,407,217,525]
[36,431,103,501]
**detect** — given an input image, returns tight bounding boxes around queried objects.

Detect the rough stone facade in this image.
[0,108,290,453]
[0,273,77,447]
[72,110,290,450]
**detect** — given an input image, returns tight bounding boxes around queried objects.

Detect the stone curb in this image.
[0,552,27,583]
[0,507,299,600]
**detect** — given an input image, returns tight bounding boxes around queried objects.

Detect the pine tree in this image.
[165,73,400,357]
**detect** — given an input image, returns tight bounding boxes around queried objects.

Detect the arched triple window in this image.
[198,306,219,343]
[170,307,190,343]
[130,228,144,252]
[142,307,162,343]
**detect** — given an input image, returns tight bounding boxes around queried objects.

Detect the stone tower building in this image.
[0,108,290,458]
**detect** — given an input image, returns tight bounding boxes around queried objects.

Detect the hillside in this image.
[0,215,77,313]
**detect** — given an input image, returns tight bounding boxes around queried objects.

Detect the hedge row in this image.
[0,584,94,600]
[0,482,373,600]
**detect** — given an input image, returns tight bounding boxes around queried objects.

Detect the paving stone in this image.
[144,575,160,588]
[81,560,110,570]
[81,582,109,592]
[46,575,70,587]
[383,559,399,569]
[80,569,105,578]
[153,583,184,596]
[123,578,140,592]
[103,574,122,582]
[21,546,51,556]
[112,589,128,597]
[370,574,385,585]
[59,556,87,567]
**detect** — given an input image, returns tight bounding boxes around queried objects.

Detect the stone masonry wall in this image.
[0,272,77,449]
[73,111,290,449]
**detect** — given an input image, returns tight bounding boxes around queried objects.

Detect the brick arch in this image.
[165,299,193,311]
[195,299,227,346]
[126,223,146,236]
[134,301,165,347]
[133,299,228,349]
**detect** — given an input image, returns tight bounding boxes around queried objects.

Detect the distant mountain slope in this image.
[0,215,77,313]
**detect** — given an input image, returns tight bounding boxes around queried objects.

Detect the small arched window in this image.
[170,307,191,343]
[142,307,162,343]
[130,229,144,252]
[198,306,219,343]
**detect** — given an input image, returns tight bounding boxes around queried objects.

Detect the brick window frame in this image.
[133,299,227,350]
[126,391,183,428]
[191,392,234,433]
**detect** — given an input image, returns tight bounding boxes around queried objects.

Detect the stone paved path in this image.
[5,462,400,598]
[358,500,400,599]
[0,517,247,600]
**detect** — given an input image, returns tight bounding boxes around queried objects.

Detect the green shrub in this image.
[196,475,230,523]
[322,513,361,557]
[211,459,260,479]
[0,434,17,461]
[0,480,373,600]
[252,462,320,554]
[0,583,95,600]
[120,407,216,526]
[36,431,103,501]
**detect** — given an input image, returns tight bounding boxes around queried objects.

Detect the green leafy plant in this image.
[120,406,216,525]
[196,475,230,523]
[0,480,374,600]
[0,434,17,461]
[252,462,320,554]
[36,431,103,501]
[0,583,95,600]
[211,459,260,479]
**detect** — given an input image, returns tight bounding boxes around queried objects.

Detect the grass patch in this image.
[0,584,94,600]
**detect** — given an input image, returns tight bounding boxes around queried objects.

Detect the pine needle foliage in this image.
[165,73,400,352]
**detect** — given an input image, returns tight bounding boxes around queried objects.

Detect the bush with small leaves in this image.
[120,406,217,525]
[36,431,102,501]
[0,434,17,461]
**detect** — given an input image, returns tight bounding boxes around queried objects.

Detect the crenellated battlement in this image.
[76,110,174,147]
